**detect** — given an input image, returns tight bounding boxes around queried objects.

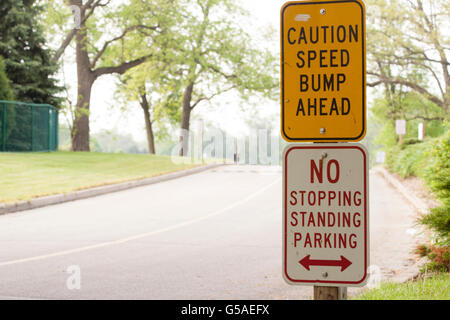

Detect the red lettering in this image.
[310,160,323,183]
[299,191,306,205]
[354,191,362,206]
[290,191,298,205]
[317,212,326,227]
[327,212,335,227]
[327,159,340,183]
[349,234,357,248]
[324,233,332,248]
[318,191,326,205]
[294,233,302,247]
[304,233,312,248]
[300,211,307,226]
[328,191,336,205]
[338,234,347,248]
[343,191,351,206]
[342,212,351,227]
[308,213,316,227]
[290,212,298,226]
[308,191,316,205]
[314,233,322,248]
[353,212,361,227]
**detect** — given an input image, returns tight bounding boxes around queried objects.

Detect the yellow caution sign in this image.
[281,0,366,142]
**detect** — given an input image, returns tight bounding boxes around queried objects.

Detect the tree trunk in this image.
[442,66,449,115]
[140,94,156,154]
[179,82,194,156]
[71,0,94,152]
[71,78,93,151]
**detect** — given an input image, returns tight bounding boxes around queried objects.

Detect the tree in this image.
[171,0,278,155]
[367,0,449,117]
[117,67,182,154]
[114,0,278,156]
[45,0,177,151]
[0,0,61,106]
[0,56,14,101]
[115,28,183,154]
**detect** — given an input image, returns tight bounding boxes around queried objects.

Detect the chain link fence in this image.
[0,101,58,152]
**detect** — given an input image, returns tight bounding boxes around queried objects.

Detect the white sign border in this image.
[282,143,370,287]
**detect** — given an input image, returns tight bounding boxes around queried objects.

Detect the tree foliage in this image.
[43,0,178,151]
[168,0,278,155]
[367,0,449,116]
[0,0,61,106]
[0,56,14,101]
[114,0,279,156]
[174,0,278,107]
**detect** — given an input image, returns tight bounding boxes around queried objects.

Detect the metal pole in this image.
[1,102,6,152]
[55,108,59,150]
[197,119,203,164]
[31,104,34,151]
[234,137,238,164]
[48,107,51,152]
[314,286,347,300]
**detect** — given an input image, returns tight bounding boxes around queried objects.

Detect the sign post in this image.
[418,122,424,141]
[280,0,368,300]
[395,119,406,145]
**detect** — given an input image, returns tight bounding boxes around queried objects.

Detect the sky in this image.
[58,0,288,145]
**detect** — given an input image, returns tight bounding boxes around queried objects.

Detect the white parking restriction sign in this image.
[283,143,369,286]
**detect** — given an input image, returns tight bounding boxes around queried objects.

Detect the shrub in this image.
[421,206,450,246]
[421,130,450,246]
[416,244,450,273]
[388,128,449,262]
[386,140,434,178]
[402,138,422,146]
[424,130,450,202]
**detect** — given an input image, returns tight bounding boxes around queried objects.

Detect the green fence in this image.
[0,101,58,152]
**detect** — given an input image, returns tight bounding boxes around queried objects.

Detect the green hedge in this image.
[386,138,435,178]
[422,131,450,246]
[386,130,449,246]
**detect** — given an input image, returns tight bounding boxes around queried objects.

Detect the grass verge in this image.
[353,273,450,300]
[0,151,204,203]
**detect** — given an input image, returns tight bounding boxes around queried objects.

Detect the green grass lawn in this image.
[0,151,203,203]
[353,273,450,300]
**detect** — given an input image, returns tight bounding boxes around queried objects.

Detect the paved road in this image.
[0,166,420,299]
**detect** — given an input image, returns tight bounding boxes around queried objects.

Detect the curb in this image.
[373,166,429,282]
[0,163,224,216]
[373,166,429,215]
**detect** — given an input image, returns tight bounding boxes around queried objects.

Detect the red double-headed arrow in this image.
[299,255,352,272]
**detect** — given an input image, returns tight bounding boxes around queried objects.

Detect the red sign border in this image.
[283,144,368,285]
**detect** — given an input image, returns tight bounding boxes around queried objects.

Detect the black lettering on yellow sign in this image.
[287,24,359,118]
[296,98,350,116]
[287,25,359,45]
[296,50,349,68]
[300,73,346,92]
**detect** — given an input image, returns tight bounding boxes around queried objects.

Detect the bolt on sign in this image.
[280,0,366,142]
[282,144,369,286]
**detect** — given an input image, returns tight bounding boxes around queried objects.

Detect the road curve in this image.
[0,165,420,299]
